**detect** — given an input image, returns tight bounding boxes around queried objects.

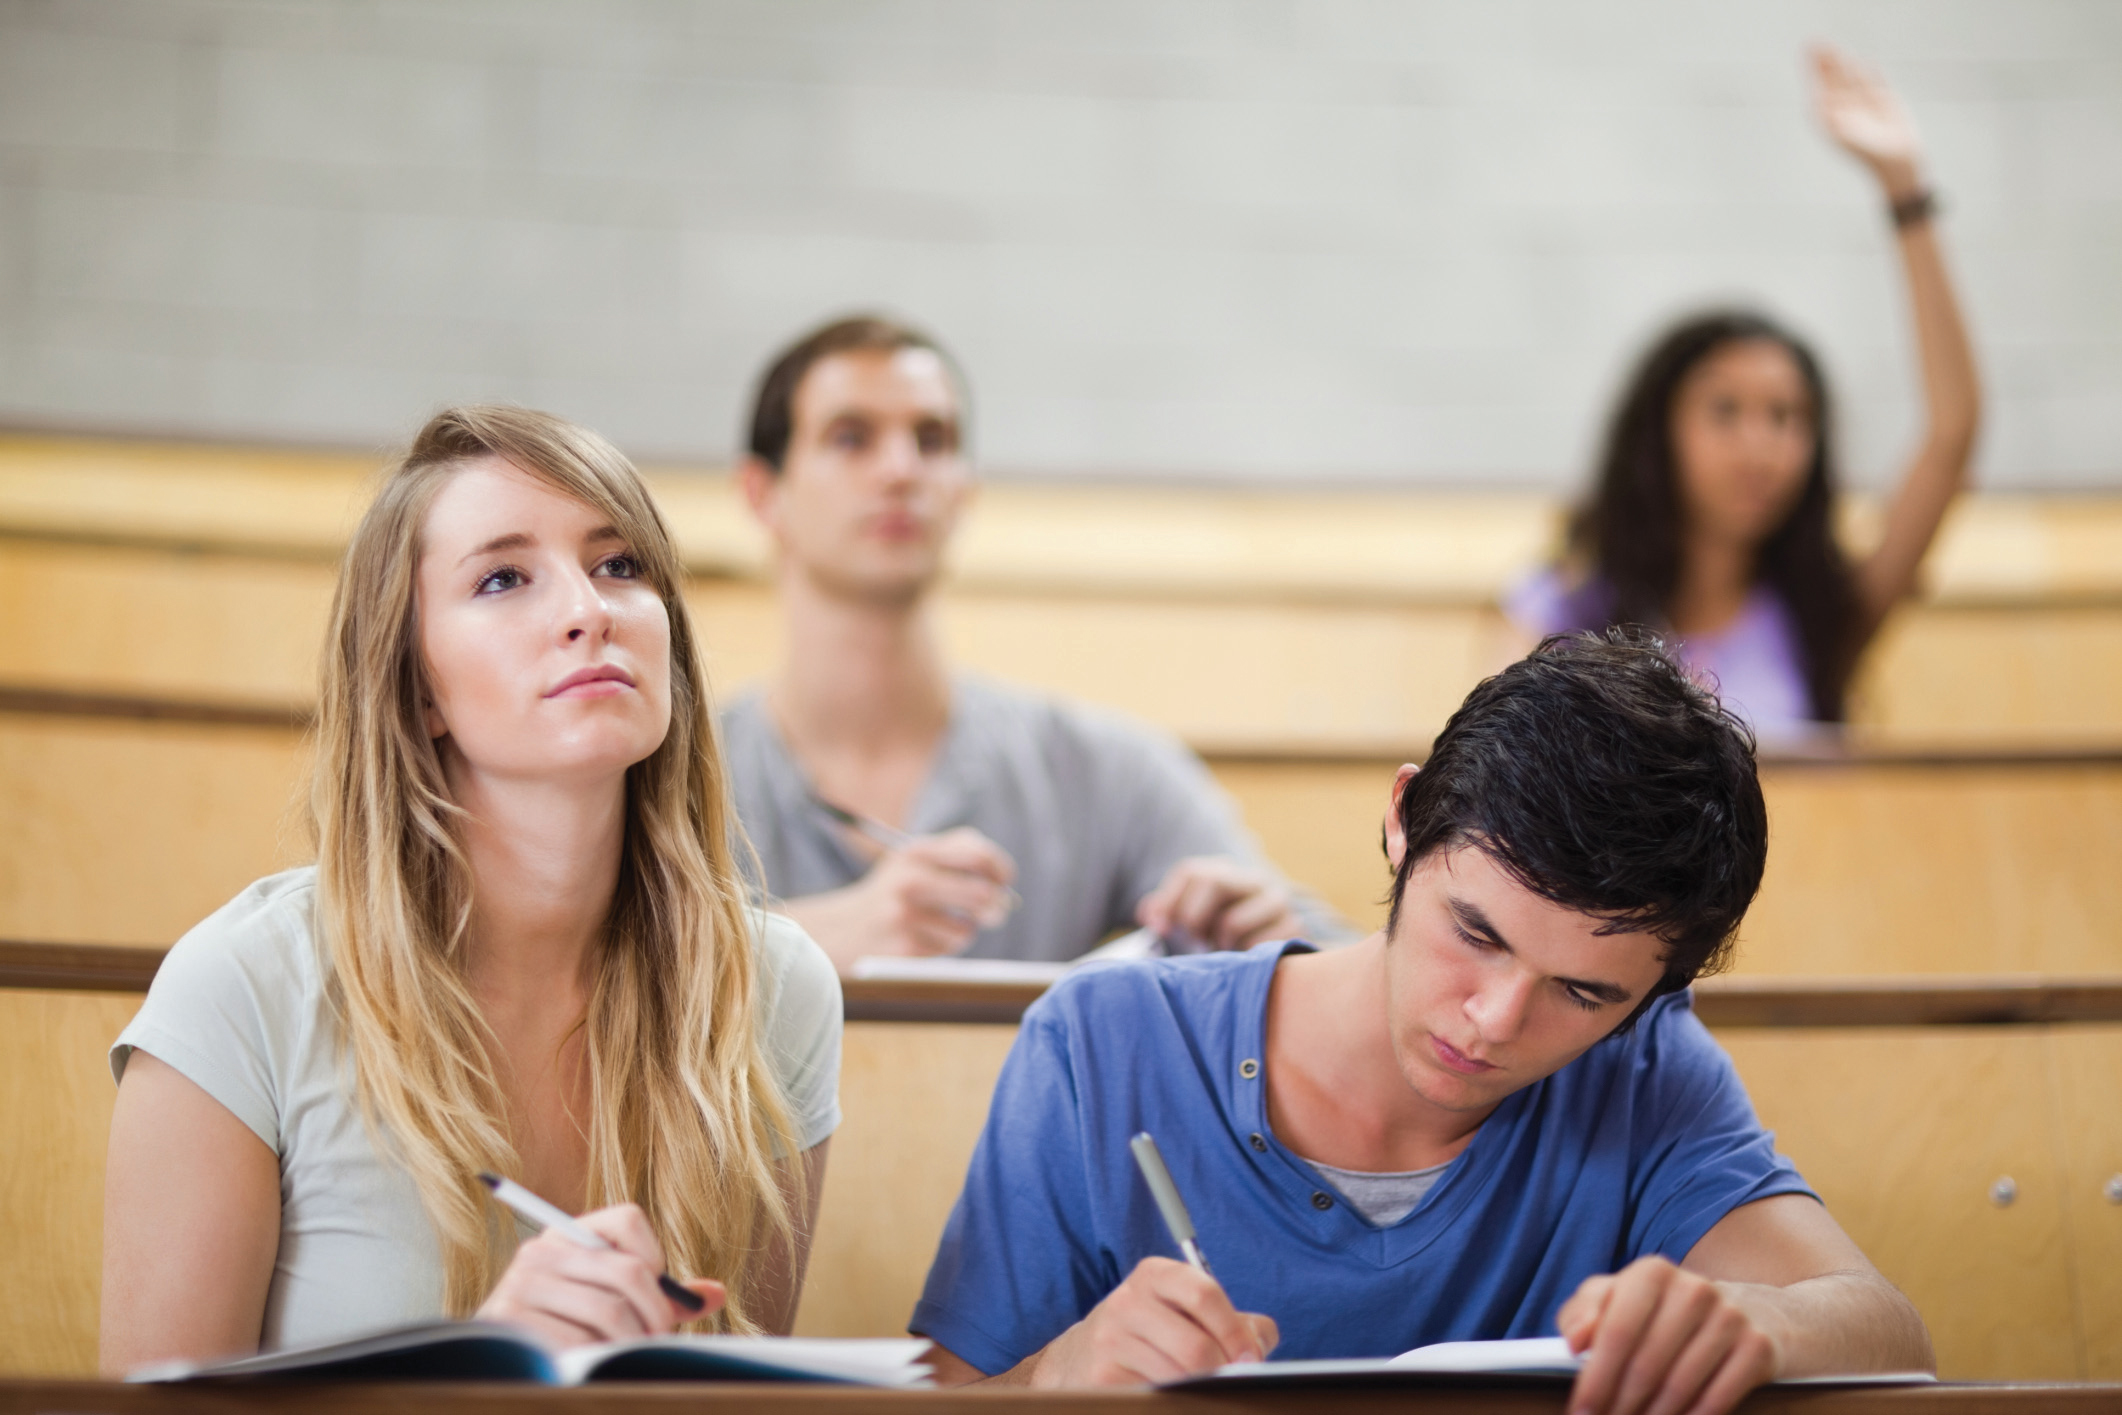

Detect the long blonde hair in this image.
[311,405,797,1326]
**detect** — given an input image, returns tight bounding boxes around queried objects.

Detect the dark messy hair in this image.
[1387,629,1767,1027]
[745,314,965,472]
[1569,310,1860,722]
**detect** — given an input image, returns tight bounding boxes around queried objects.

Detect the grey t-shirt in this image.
[721,676,1345,964]
[111,866,842,1353]
[1303,1156,1451,1229]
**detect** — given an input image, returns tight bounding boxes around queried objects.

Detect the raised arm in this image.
[1812,44,1983,643]
[101,1051,282,1375]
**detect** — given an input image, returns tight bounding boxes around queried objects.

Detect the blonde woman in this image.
[100,407,840,1373]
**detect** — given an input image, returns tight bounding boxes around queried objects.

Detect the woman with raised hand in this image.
[101,407,840,1372]
[1509,45,1981,735]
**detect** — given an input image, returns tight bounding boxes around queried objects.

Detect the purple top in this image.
[1505,569,1816,737]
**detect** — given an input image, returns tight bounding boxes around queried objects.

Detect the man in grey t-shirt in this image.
[725,316,1343,972]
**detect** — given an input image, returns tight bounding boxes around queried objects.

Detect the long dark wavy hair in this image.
[1567,311,1861,722]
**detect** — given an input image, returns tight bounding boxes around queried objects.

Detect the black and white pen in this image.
[477,1171,706,1314]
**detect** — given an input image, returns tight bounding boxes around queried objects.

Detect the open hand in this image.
[1557,1256,1780,1415]
[1810,44,1924,198]
[477,1203,724,1350]
[1136,857,1303,952]
[1029,1257,1278,1387]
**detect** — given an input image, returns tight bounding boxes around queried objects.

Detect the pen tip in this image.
[476,1172,501,1190]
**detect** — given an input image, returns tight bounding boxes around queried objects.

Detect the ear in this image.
[737,455,782,533]
[423,695,448,742]
[1382,763,1420,872]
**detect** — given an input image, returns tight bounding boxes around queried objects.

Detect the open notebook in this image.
[849,926,1182,985]
[1169,1336,1936,1390]
[130,1321,933,1388]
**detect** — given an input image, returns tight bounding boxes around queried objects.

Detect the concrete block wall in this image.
[0,0,2117,488]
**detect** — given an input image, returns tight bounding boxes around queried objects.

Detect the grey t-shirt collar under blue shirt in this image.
[912,941,1813,1371]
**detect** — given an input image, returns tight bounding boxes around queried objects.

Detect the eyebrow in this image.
[1447,898,1635,1007]
[819,408,960,432]
[455,525,625,567]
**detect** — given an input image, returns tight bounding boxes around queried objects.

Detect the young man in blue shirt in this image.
[913,632,1932,1412]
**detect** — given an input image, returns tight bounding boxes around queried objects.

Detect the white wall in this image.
[1,0,2117,488]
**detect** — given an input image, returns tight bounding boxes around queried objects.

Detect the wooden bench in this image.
[1216,746,2122,975]
[4,693,2118,979]
[7,434,2122,750]
[5,947,2119,1381]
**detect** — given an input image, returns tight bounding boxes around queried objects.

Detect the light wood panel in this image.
[13,433,2122,606]
[1740,764,2122,976]
[0,714,308,945]
[0,538,329,711]
[790,1022,1018,1340]
[7,528,2122,751]
[1211,758,1396,933]
[2050,1026,2122,1379]
[0,437,368,559]
[0,988,142,1376]
[1210,758,2122,976]
[1715,1027,2078,1380]
[10,434,2122,752]
[683,580,780,699]
[1852,605,2122,743]
[936,597,1501,754]
[9,705,2120,983]
[0,543,1503,754]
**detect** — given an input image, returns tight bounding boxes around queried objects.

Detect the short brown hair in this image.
[745,315,964,471]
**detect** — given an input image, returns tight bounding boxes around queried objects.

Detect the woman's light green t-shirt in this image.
[110,866,843,1353]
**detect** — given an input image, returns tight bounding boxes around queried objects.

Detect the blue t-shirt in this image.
[912,942,1813,1374]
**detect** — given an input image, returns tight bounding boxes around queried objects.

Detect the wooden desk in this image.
[10,944,2122,1028]
[8,952,2122,1382]
[1,1378,2119,1415]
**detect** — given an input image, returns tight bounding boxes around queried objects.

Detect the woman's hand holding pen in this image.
[476,1203,724,1349]
[1027,1256,1278,1387]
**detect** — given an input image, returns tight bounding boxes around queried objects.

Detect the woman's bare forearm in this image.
[1857,180,1983,633]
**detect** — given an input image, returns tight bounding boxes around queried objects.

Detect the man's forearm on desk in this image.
[1725,1268,1934,1379]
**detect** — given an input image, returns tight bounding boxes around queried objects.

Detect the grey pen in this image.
[807,790,917,852]
[1130,1131,1212,1276]
[808,790,1022,918]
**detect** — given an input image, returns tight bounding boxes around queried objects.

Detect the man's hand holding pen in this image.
[1027,1256,1278,1387]
[1023,1132,1279,1386]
